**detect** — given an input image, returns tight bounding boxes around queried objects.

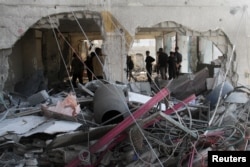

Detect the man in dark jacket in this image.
[126,55,135,81]
[157,48,168,80]
[175,46,182,78]
[145,50,155,83]
[85,52,94,82]
[168,51,177,80]
[71,53,84,88]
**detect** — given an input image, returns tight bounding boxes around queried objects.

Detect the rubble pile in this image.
[0,68,250,167]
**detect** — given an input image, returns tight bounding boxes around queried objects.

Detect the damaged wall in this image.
[4,29,44,92]
[112,0,250,85]
[42,30,61,85]
[0,0,250,90]
[0,49,10,90]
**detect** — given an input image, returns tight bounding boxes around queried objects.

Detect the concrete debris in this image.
[27,90,49,106]
[128,91,167,111]
[225,91,249,103]
[1,68,250,166]
[128,82,152,96]
[167,67,209,100]
[42,93,81,118]
[206,78,215,90]
[14,70,47,97]
[205,81,234,107]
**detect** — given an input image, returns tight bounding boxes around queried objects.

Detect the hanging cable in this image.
[70,10,169,167]
[48,15,91,126]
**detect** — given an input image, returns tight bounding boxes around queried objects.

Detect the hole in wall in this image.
[128,21,231,81]
[4,11,104,93]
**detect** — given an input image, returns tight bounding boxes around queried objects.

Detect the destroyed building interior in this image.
[0,0,250,167]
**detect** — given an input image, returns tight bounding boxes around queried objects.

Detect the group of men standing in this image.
[145,46,182,83]
[70,47,105,88]
[72,46,182,87]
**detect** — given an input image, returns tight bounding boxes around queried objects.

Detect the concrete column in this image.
[103,32,126,83]
[189,36,198,73]
[177,34,189,73]
[199,37,213,64]
[163,35,171,56]
[155,36,163,52]
[163,32,176,55]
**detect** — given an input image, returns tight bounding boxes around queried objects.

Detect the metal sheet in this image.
[225,92,249,104]
[23,120,82,136]
[0,115,47,136]
[0,115,82,137]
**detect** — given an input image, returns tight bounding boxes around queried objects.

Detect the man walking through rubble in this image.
[175,46,182,78]
[168,51,177,80]
[71,53,84,88]
[85,52,94,82]
[92,47,105,79]
[126,55,135,81]
[145,50,155,83]
[157,48,168,80]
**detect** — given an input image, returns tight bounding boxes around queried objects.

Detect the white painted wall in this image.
[0,0,250,86]
[199,38,222,64]
[177,36,190,73]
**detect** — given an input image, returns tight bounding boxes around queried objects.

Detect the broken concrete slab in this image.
[128,82,152,96]
[205,81,234,107]
[210,105,226,115]
[6,106,41,118]
[47,145,84,164]
[167,67,209,100]
[23,119,82,137]
[0,115,82,137]
[196,63,221,78]
[27,90,49,106]
[0,152,25,166]
[47,125,115,149]
[225,91,249,104]
[206,78,215,90]
[77,83,94,96]
[0,115,47,136]
[14,70,47,97]
[84,80,105,92]
[128,91,166,111]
